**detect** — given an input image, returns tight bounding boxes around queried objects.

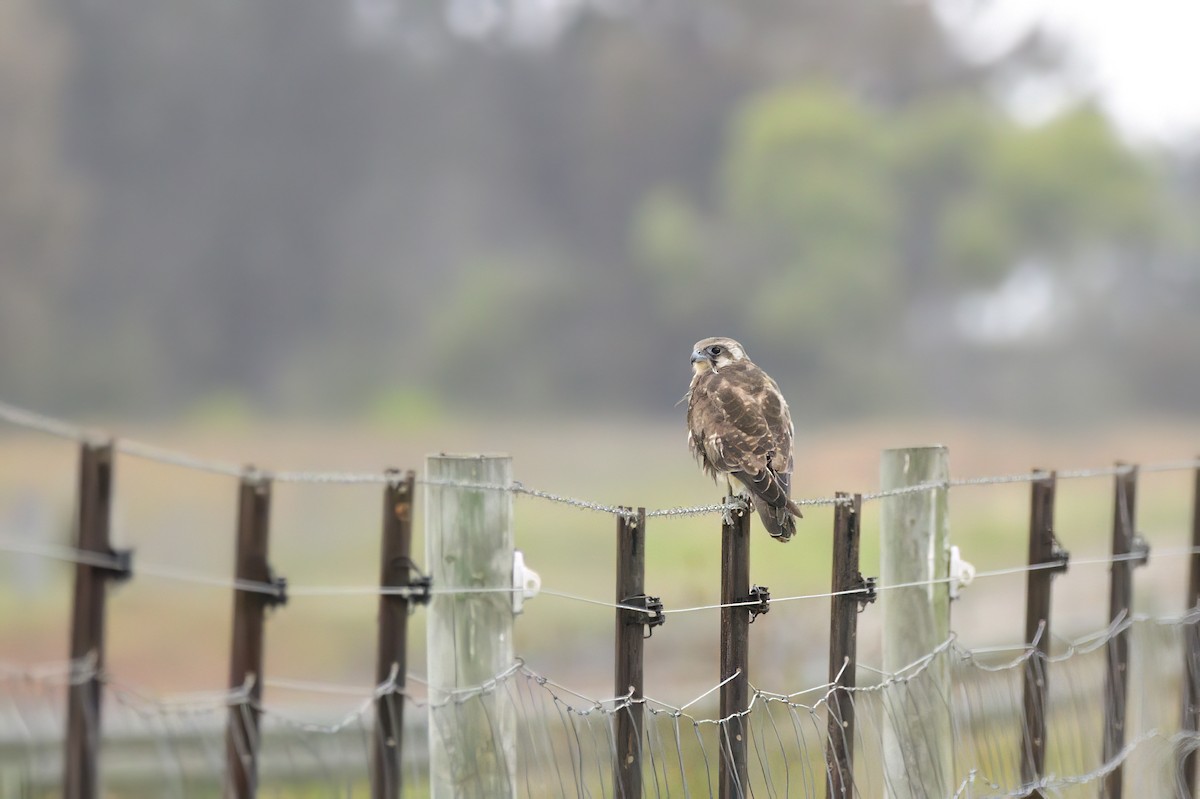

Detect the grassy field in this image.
[2,414,1198,709]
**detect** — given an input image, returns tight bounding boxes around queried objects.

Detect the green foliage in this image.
[941,196,1016,281]
[365,386,445,430]
[889,98,996,201]
[428,258,586,410]
[631,188,705,280]
[987,107,1161,253]
[889,97,1013,286]
[715,87,1163,287]
[182,390,257,429]
[713,86,902,365]
[620,81,1180,414]
[723,85,895,270]
[4,0,1195,420]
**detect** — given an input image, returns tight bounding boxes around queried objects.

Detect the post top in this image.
[426,452,512,461]
[881,445,947,454]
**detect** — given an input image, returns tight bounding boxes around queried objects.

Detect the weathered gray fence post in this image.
[64,440,128,799]
[880,446,953,798]
[425,455,516,798]
[1182,459,1200,797]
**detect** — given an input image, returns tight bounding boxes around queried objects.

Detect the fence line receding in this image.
[2,400,1200,797]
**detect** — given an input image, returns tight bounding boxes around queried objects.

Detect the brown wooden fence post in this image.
[719,498,752,799]
[826,493,872,798]
[371,470,417,799]
[1102,464,1147,799]
[224,473,283,799]
[1021,471,1068,796]
[1182,460,1200,797]
[614,507,649,799]
[64,440,130,799]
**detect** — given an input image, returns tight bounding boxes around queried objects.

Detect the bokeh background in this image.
[4,0,1199,423]
[2,0,1200,775]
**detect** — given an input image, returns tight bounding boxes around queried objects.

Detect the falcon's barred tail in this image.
[734,471,804,520]
[753,496,797,542]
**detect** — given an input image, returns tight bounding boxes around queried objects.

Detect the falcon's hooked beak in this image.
[690,349,710,364]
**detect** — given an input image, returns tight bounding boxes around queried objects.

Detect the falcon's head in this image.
[690,337,747,374]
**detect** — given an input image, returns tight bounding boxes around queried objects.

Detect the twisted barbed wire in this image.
[3,400,1197,522]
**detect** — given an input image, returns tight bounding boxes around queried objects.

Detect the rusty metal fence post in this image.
[224,473,284,799]
[1101,464,1147,799]
[719,498,752,799]
[1021,471,1068,796]
[372,470,417,799]
[64,441,130,799]
[614,507,650,799]
[825,493,873,798]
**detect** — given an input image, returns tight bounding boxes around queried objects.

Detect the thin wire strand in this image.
[0,400,97,442]
[2,399,1197,521]
[1,531,1197,613]
[3,613,1165,724]
[6,614,1198,793]
[115,438,247,479]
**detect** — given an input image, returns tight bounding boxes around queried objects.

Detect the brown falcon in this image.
[686,336,802,541]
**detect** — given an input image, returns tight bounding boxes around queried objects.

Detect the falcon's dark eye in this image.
[708,345,724,356]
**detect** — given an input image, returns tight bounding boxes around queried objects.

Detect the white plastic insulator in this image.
[949,545,976,600]
[512,550,542,615]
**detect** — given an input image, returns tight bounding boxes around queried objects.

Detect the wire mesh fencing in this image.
[4,612,1200,797]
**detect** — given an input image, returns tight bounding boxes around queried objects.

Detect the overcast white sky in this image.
[940,0,1200,145]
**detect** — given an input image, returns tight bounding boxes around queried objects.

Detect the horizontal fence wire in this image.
[6,614,1200,797]
[5,400,1199,795]
[2,400,1198,523]
[2,527,1198,617]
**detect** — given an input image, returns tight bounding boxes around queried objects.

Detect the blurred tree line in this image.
[2,0,1197,423]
